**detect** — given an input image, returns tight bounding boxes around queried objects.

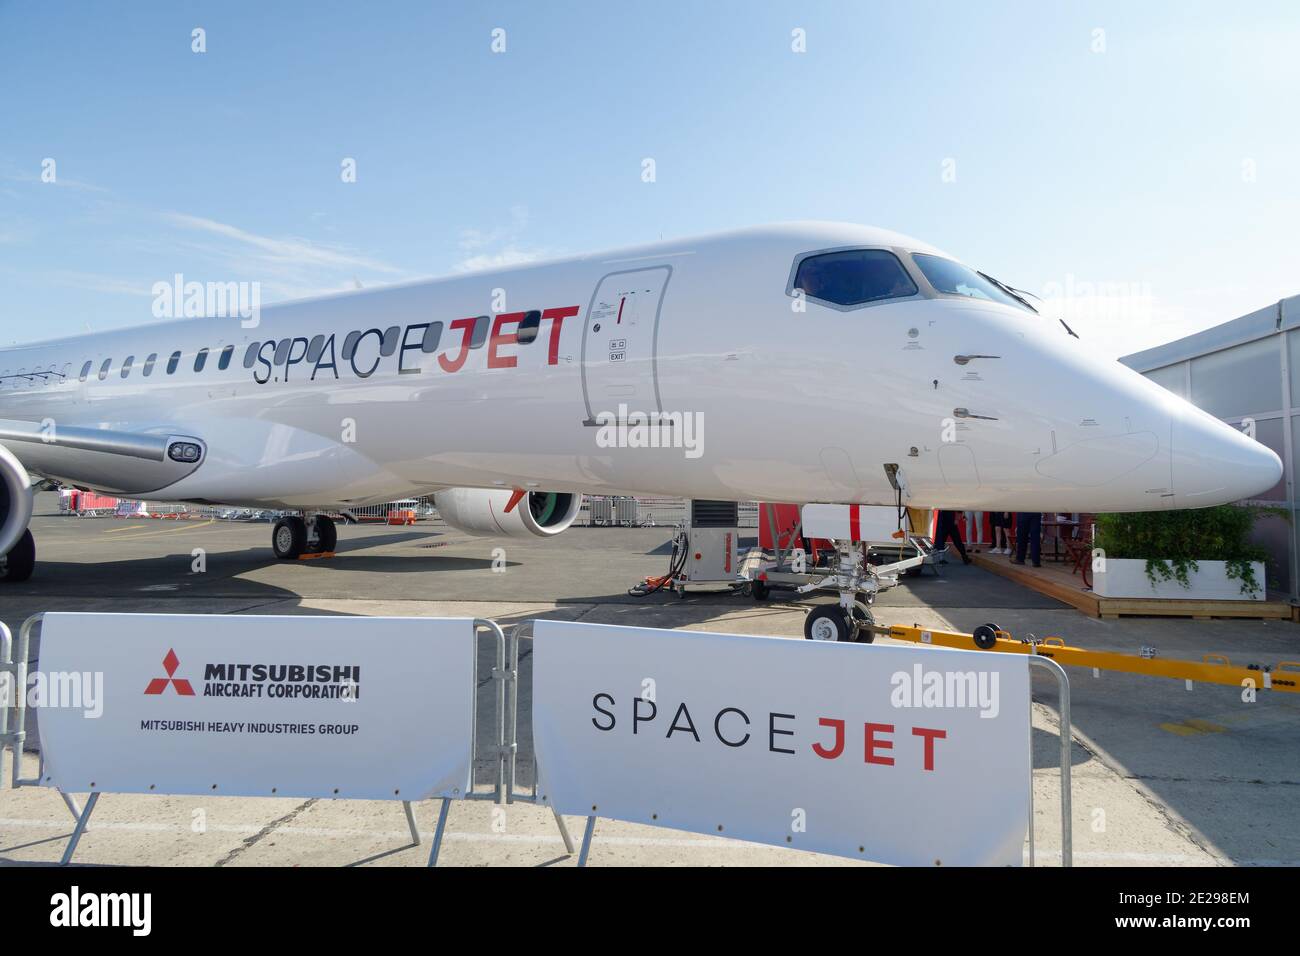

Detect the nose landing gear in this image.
[798,536,922,643]
[272,514,337,560]
[804,601,876,643]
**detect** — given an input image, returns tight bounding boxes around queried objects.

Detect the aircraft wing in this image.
[0,418,206,496]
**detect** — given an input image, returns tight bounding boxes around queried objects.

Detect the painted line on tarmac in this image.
[1160,702,1300,736]
[99,519,216,540]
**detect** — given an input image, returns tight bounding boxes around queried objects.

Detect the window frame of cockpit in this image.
[907,252,1036,313]
[784,246,929,312]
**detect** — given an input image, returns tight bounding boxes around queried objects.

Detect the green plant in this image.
[1093,505,1285,597]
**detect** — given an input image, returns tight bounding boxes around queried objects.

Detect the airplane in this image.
[0,222,1281,638]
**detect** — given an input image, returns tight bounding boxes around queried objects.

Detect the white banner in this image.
[801,504,908,543]
[533,621,1030,866]
[36,613,476,801]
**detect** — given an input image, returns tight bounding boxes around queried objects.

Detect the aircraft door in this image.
[580,266,671,424]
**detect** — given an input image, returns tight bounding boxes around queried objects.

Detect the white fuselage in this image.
[0,222,1281,512]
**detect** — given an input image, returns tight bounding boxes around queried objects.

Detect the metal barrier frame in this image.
[1026,654,1073,867]
[0,613,512,867]
[502,621,577,856]
[515,619,1073,868]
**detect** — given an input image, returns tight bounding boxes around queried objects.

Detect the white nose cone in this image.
[1172,409,1283,507]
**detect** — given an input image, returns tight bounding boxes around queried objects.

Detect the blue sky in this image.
[2,1,1298,357]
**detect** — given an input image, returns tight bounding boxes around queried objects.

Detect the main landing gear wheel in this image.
[972,622,1002,650]
[272,516,307,560]
[0,529,35,582]
[311,515,337,553]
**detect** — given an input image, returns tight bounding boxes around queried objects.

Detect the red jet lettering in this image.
[542,305,578,366]
[812,717,844,759]
[912,726,947,771]
[809,719,949,771]
[865,722,894,766]
[438,317,480,373]
[488,312,525,369]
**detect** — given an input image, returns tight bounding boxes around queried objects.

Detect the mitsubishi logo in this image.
[144,649,195,696]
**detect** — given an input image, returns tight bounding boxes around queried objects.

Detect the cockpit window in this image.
[793,250,917,307]
[912,254,1033,312]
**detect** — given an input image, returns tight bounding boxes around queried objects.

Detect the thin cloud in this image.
[163,211,403,275]
[454,247,547,273]
[452,206,554,273]
[4,170,109,193]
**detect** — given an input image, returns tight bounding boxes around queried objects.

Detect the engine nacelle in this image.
[0,444,33,557]
[434,488,581,538]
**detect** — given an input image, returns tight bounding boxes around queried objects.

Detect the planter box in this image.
[1092,558,1265,601]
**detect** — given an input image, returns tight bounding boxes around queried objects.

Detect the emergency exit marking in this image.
[609,352,626,362]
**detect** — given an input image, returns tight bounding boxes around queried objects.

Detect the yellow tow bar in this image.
[881,623,1300,694]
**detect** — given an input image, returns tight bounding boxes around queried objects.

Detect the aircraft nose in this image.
[1171,410,1283,507]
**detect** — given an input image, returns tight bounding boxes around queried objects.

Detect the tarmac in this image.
[2,493,1298,867]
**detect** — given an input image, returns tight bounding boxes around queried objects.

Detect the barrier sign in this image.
[36,613,475,801]
[533,621,1031,866]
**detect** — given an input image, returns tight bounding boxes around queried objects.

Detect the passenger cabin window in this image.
[243,343,261,368]
[467,316,489,349]
[143,353,157,376]
[218,345,235,370]
[79,361,93,382]
[422,322,443,353]
[167,351,181,374]
[341,331,362,361]
[121,355,134,378]
[194,348,209,372]
[911,254,1034,312]
[98,359,112,381]
[518,310,542,344]
[793,250,917,307]
[306,335,326,363]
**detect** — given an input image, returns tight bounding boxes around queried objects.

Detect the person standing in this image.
[934,510,971,565]
[990,511,1012,554]
[1012,511,1042,567]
